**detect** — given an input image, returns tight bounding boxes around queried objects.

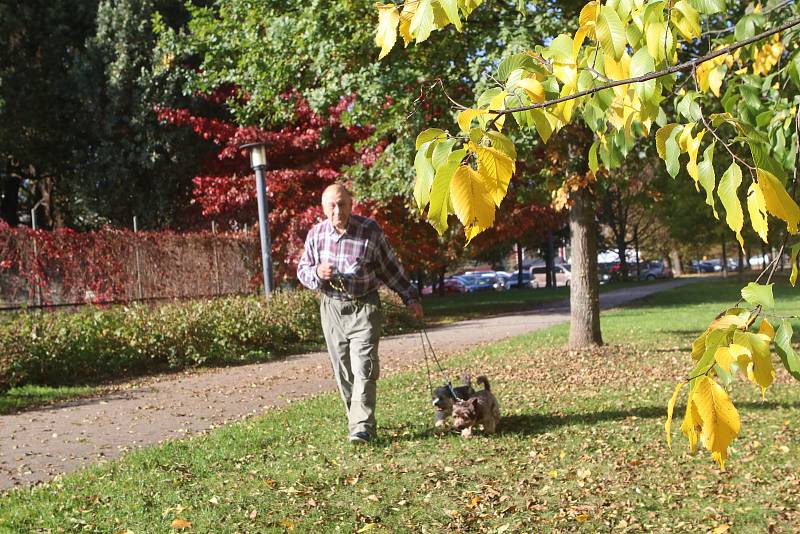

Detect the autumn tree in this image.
[374,0,800,468]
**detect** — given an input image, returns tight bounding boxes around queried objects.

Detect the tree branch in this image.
[484,17,800,116]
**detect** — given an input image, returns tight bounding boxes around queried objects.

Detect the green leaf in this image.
[440,0,461,31]
[528,109,557,144]
[596,6,626,60]
[630,48,656,101]
[415,128,447,150]
[543,34,574,64]
[431,138,457,170]
[697,142,718,219]
[775,320,800,381]
[677,94,702,123]
[588,140,599,174]
[485,131,517,159]
[672,1,701,40]
[789,52,800,91]
[790,242,800,287]
[427,149,465,234]
[497,54,542,82]
[410,0,435,43]
[718,161,744,249]
[413,143,436,210]
[688,0,726,14]
[665,127,682,178]
[734,14,756,42]
[741,282,774,309]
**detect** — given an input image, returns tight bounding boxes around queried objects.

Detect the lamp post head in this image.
[241,142,267,169]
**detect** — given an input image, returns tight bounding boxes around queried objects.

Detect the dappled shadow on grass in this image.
[498,399,800,437]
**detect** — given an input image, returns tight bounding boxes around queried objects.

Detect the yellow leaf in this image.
[398,1,418,46]
[579,1,600,32]
[680,387,702,452]
[665,381,685,449]
[685,129,705,189]
[718,161,744,249]
[513,77,544,103]
[457,108,489,132]
[758,318,775,340]
[450,165,496,244]
[552,82,578,123]
[736,331,774,396]
[756,168,800,234]
[375,5,400,60]
[357,524,379,533]
[714,346,734,374]
[645,21,672,63]
[713,525,731,534]
[488,91,507,131]
[553,62,578,87]
[728,343,752,376]
[692,376,740,470]
[473,144,515,206]
[747,182,769,242]
[691,331,707,361]
[573,25,591,60]
[656,124,682,160]
[576,513,591,522]
[170,519,192,530]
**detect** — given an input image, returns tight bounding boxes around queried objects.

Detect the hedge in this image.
[0,291,419,393]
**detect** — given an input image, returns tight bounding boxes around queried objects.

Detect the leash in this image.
[327,271,464,401]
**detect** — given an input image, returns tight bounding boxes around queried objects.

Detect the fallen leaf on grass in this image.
[576,514,590,522]
[278,519,296,531]
[713,525,730,534]
[170,518,191,530]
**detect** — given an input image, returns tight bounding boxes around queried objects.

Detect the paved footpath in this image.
[0,278,699,491]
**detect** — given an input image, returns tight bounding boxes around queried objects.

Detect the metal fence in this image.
[0,225,261,310]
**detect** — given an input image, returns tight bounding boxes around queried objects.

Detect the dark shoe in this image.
[348,431,371,444]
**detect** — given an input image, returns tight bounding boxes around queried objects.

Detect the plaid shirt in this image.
[297,215,418,304]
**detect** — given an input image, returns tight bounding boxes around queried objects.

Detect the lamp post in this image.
[241,142,274,297]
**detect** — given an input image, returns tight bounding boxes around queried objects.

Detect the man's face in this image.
[322,189,352,230]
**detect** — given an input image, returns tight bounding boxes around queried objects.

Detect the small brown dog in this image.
[451,376,500,437]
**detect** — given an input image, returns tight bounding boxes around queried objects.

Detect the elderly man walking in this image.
[297,184,423,444]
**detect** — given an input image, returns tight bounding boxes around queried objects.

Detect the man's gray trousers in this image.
[320,292,383,437]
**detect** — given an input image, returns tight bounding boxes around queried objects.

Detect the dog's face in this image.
[452,398,479,431]
[432,385,455,414]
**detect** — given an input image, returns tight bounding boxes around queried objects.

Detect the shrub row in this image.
[0,291,419,393]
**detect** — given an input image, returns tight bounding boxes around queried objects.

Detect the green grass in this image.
[423,278,661,322]
[2,280,799,532]
[0,384,99,415]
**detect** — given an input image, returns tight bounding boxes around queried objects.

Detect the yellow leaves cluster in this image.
[695,51,729,97]
[667,306,787,469]
[374,0,483,59]
[752,34,783,76]
[414,128,516,243]
[552,172,596,211]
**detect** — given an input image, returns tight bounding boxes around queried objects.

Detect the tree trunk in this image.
[669,249,682,276]
[546,231,556,289]
[721,237,728,279]
[516,242,524,289]
[1,170,20,226]
[634,225,640,280]
[738,244,744,280]
[616,233,628,281]
[569,187,602,348]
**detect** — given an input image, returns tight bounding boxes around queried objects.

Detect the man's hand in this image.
[316,261,335,280]
[407,301,424,320]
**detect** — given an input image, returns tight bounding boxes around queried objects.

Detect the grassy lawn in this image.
[0,384,99,415]
[2,279,799,532]
[423,278,660,322]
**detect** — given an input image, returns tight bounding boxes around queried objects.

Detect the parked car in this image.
[607,262,637,281]
[689,260,716,273]
[529,264,571,287]
[459,273,507,292]
[639,260,673,280]
[496,271,532,289]
[421,276,469,295]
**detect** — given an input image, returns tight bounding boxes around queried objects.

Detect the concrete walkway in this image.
[0,278,699,491]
